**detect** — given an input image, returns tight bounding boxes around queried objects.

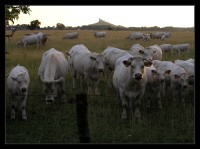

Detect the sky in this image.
[12,6,194,28]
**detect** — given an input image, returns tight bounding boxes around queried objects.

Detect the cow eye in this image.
[141,66,144,69]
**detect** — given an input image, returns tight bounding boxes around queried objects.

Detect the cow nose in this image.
[46,99,54,104]
[135,73,142,80]
[98,68,104,72]
[183,85,187,89]
[21,87,27,92]
[160,79,164,82]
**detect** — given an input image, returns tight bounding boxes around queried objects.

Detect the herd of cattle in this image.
[7,31,194,121]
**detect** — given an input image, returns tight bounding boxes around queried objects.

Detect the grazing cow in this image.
[7,65,30,120]
[38,48,70,104]
[149,44,163,60]
[63,32,79,39]
[113,53,152,120]
[159,44,173,56]
[150,32,164,39]
[17,32,49,48]
[126,32,144,40]
[143,33,151,42]
[172,43,190,57]
[93,31,106,38]
[17,34,41,48]
[66,44,105,94]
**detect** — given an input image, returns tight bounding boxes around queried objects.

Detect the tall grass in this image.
[5,30,194,144]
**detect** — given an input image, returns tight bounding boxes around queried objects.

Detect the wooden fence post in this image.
[76,93,90,143]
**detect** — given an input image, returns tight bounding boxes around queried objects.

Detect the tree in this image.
[27,20,41,30]
[56,23,65,30]
[5,5,31,26]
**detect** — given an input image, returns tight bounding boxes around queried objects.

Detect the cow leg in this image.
[20,95,27,120]
[94,80,100,95]
[157,85,163,110]
[72,70,77,90]
[119,89,128,119]
[59,79,66,101]
[11,96,16,120]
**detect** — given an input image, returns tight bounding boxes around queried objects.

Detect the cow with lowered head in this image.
[38,48,70,104]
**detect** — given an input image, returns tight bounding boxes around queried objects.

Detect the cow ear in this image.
[139,50,144,54]
[90,56,96,61]
[122,60,131,67]
[174,75,180,79]
[151,70,157,75]
[11,76,17,81]
[165,70,171,74]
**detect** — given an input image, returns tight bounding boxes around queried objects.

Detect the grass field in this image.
[5,30,195,144]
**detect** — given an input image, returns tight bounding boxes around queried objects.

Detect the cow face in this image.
[142,47,155,62]
[174,73,191,89]
[43,82,57,104]
[123,57,152,82]
[156,68,171,82]
[11,73,29,95]
[90,54,105,72]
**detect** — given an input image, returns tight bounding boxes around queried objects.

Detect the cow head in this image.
[174,73,192,89]
[11,72,29,95]
[40,76,64,104]
[123,56,152,82]
[90,54,105,72]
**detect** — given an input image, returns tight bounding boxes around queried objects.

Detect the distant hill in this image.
[88,18,125,28]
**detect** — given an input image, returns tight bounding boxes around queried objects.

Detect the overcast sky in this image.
[12,5,194,28]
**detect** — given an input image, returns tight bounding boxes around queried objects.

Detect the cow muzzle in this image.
[98,68,104,72]
[20,87,27,92]
[134,73,142,81]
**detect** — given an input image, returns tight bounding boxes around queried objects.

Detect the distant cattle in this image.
[172,43,190,57]
[93,31,106,38]
[63,32,79,39]
[38,48,70,104]
[113,53,152,120]
[159,44,173,55]
[17,32,49,48]
[66,44,105,94]
[150,32,171,40]
[7,65,30,120]
[126,32,144,40]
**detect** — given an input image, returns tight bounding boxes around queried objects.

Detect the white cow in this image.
[126,32,144,40]
[159,44,173,55]
[66,44,105,94]
[17,34,41,48]
[150,32,164,39]
[153,60,192,101]
[7,65,30,120]
[172,43,190,57]
[146,65,171,109]
[113,53,152,120]
[17,32,49,48]
[63,32,79,39]
[174,59,194,85]
[38,48,70,104]
[149,44,163,60]
[93,31,106,38]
